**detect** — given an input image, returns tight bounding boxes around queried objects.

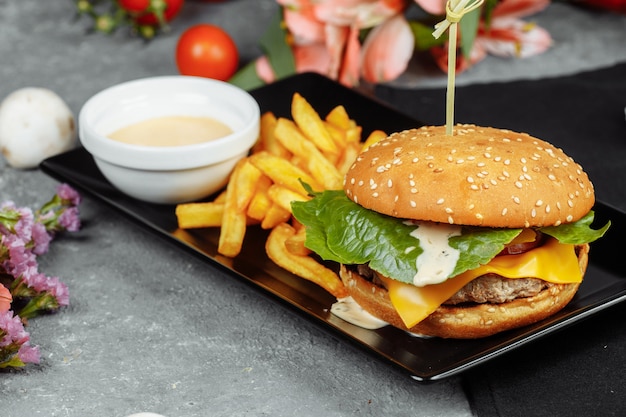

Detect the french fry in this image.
[284,226,310,256]
[176,202,224,229]
[176,92,372,300]
[274,118,343,190]
[260,203,292,230]
[218,158,263,257]
[213,190,228,204]
[256,111,292,158]
[267,184,309,212]
[249,151,321,193]
[323,121,348,151]
[325,104,352,130]
[362,129,388,150]
[345,125,362,144]
[291,92,338,156]
[266,223,348,298]
[335,141,362,176]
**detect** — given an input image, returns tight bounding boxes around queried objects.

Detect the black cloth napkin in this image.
[375,63,626,417]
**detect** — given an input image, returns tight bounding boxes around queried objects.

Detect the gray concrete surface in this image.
[0,1,624,416]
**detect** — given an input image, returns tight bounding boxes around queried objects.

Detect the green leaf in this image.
[259,8,296,79]
[409,20,446,51]
[228,60,266,91]
[459,6,480,59]
[540,212,611,244]
[292,190,521,284]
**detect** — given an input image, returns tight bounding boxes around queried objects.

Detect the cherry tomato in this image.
[176,24,239,81]
[118,0,185,26]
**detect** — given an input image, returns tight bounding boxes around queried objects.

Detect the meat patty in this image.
[444,274,549,305]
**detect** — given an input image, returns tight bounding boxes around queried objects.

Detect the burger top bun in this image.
[344,124,595,228]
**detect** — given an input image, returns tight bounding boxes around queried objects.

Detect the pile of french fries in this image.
[175,92,387,299]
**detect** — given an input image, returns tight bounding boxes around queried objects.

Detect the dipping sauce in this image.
[108,116,232,147]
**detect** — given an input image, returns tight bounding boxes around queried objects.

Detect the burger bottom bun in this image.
[339,244,590,339]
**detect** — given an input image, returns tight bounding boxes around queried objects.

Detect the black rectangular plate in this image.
[40,73,626,382]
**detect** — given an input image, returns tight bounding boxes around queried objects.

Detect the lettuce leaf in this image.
[539,211,610,244]
[291,189,610,285]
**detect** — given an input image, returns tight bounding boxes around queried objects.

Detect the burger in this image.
[291,124,610,339]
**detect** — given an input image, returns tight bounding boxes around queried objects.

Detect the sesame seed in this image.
[515,181,523,189]
[410,200,417,208]
[470,184,480,191]
[513,196,521,204]
[476,213,484,220]
[467,176,475,183]
[545,205,551,213]
[445,207,454,214]
[531,208,537,218]
[536,199,543,206]
[437,198,445,205]
[501,208,508,216]
[387,179,393,188]
[448,216,454,224]
[568,200,574,208]
[410,188,418,194]
[372,192,379,198]
[566,215,573,222]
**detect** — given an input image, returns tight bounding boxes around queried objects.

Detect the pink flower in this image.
[432,0,552,73]
[0,310,40,367]
[414,0,445,15]
[264,0,410,86]
[0,285,11,313]
[361,14,415,83]
[56,183,82,207]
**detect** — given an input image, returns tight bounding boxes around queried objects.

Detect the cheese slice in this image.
[379,238,582,328]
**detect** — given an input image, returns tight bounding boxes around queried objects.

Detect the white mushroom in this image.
[0,87,77,169]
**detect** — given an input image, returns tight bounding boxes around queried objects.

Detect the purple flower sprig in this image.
[1,184,81,319]
[0,309,40,368]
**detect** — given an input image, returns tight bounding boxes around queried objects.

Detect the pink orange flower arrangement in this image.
[0,184,81,368]
[233,0,555,88]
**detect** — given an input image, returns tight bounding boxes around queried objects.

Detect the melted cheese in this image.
[379,238,582,328]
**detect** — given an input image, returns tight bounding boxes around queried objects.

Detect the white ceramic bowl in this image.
[79,76,260,204]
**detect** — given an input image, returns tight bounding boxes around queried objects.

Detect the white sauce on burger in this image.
[408,221,462,287]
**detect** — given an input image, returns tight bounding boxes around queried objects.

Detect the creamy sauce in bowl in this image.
[108,116,233,147]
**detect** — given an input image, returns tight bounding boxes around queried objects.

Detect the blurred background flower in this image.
[234,0,555,88]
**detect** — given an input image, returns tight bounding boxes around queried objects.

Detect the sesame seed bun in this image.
[344,125,595,228]
[339,243,589,339]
